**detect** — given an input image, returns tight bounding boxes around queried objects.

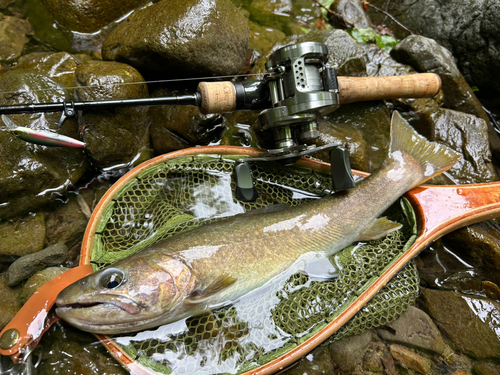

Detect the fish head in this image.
[55,255,196,333]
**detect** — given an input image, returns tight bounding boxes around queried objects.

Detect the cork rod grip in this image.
[337,73,441,104]
[198,81,237,114]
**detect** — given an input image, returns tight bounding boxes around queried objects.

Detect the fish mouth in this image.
[55,300,167,334]
[56,294,142,316]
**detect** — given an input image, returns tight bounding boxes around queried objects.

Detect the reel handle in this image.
[338,73,441,104]
[197,73,441,114]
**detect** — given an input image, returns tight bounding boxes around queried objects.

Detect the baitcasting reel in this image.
[198,42,355,199]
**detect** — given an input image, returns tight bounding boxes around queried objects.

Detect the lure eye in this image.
[100,269,125,289]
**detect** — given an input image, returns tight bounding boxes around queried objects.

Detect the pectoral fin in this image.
[303,256,340,280]
[357,217,402,241]
[184,275,237,306]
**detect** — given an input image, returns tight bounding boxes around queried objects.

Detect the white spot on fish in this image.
[386,151,406,182]
[182,245,224,260]
[424,164,435,177]
[263,214,330,233]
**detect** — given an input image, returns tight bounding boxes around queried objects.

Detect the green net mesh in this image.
[90,155,419,374]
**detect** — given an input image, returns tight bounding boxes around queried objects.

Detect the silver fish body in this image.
[56,112,461,334]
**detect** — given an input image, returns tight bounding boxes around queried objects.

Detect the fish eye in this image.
[12,131,19,136]
[99,269,125,289]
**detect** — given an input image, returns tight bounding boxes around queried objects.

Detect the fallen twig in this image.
[312,0,356,28]
[362,0,413,35]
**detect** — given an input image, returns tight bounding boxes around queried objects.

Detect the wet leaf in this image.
[347,27,399,52]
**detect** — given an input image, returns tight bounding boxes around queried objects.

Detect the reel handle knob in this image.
[337,73,441,104]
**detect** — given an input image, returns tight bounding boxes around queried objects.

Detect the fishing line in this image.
[0,73,264,97]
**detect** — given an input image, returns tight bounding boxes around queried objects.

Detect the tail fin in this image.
[389,111,461,183]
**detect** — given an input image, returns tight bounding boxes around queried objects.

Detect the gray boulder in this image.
[391,35,500,162]
[368,0,500,104]
[101,0,250,78]
[5,243,68,286]
[376,306,445,355]
[412,109,496,185]
[419,287,500,359]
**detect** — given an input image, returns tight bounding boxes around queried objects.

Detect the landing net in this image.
[90,155,419,374]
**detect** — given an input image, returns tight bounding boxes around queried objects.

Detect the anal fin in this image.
[357,217,402,241]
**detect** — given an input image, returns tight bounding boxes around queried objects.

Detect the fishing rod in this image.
[0,41,441,198]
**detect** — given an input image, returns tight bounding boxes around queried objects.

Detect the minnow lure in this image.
[1,115,86,148]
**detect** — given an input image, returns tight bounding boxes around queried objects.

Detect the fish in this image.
[1,115,86,148]
[55,111,461,334]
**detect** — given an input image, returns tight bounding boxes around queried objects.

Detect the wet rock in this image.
[443,220,500,288]
[292,0,322,28]
[417,239,483,294]
[253,29,367,77]
[312,120,367,171]
[473,361,500,375]
[323,29,367,77]
[75,60,152,169]
[0,273,22,330]
[329,330,373,371]
[101,0,249,78]
[149,87,226,154]
[283,345,334,375]
[14,52,81,91]
[248,0,302,36]
[391,36,487,120]
[389,344,432,374]
[419,287,500,359]
[361,42,413,77]
[249,21,286,55]
[311,101,391,173]
[44,196,90,248]
[5,243,68,286]
[39,0,148,33]
[23,0,73,53]
[376,306,445,355]
[18,266,68,304]
[391,35,500,161]
[222,110,260,147]
[363,349,385,372]
[413,109,496,185]
[367,0,500,106]
[0,212,45,261]
[0,70,88,220]
[0,13,33,62]
[330,0,372,29]
[37,322,129,374]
